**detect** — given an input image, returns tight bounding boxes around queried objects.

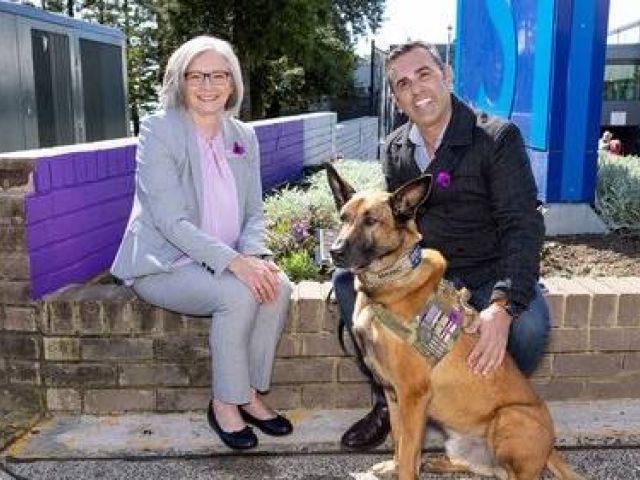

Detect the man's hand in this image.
[466,303,512,375]
[227,255,281,303]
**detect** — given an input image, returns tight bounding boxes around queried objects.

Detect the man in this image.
[332,41,550,450]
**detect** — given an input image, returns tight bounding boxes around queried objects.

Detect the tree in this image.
[155,0,385,119]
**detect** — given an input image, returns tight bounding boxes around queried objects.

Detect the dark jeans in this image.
[332,268,551,402]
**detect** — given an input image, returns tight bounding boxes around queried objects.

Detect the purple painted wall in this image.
[25,144,136,298]
[24,118,305,299]
[254,120,304,190]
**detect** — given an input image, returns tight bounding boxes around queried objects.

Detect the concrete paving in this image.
[4,450,640,479]
[3,399,640,461]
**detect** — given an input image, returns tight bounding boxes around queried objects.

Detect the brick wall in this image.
[0,155,43,412]
[1,277,637,415]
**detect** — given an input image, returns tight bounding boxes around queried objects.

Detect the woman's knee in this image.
[278,272,293,304]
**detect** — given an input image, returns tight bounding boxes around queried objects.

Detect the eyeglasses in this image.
[184,70,230,87]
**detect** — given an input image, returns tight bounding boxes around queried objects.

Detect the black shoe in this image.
[341,401,390,450]
[240,408,293,436]
[207,400,258,450]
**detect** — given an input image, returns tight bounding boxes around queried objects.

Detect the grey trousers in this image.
[133,262,292,404]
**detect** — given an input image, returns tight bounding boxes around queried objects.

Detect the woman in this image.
[111,36,293,450]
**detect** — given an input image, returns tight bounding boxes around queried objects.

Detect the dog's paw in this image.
[424,455,469,473]
[368,459,397,478]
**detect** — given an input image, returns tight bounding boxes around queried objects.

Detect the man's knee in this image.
[332,268,354,294]
[508,291,551,375]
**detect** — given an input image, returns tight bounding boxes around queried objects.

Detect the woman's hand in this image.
[227,255,281,303]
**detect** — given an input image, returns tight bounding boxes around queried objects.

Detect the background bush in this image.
[596,153,640,234]
[264,160,383,281]
[266,154,640,282]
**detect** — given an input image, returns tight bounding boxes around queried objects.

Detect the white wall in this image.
[335,117,379,161]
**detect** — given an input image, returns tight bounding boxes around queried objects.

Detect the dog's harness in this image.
[360,245,475,364]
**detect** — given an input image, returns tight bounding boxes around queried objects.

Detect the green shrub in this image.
[596,153,640,233]
[279,250,321,283]
[264,160,384,281]
[265,154,640,282]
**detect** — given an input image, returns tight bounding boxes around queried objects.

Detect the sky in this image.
[355,0,640,55]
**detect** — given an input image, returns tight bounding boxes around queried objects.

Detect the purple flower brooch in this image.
[436,171,451,189]
[231,141,245,156]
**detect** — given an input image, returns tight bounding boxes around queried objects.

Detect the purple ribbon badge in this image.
[436,171,451,189]
[231,141,245,156]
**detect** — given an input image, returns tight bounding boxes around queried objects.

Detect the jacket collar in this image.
[392,94,475,149]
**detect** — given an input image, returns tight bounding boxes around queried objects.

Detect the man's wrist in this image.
[491,299,521,320]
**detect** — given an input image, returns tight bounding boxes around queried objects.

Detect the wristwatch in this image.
[492,299,521,320]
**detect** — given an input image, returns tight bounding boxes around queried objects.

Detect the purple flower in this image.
[232,141,245,155]
[436,171,451,189]
[291,221,310,243]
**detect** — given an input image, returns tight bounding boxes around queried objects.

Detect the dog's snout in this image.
[329,238,348,263]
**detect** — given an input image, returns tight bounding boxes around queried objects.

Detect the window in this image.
[603,64,640,102]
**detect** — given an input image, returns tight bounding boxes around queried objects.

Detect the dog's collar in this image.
[359,244,422,289]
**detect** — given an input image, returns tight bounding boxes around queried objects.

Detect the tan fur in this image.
[333,181,584,480]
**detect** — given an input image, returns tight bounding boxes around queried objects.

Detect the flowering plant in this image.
[436,171,451,189]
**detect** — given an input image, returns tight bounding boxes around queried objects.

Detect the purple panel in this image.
[74,152,91,183]
[124,145,136,172]
[34,159,51,193]
[257,137,278,154]
[86,151,99,181]
[280,121,300,135]
[96,150,109,180]
[257,119,303,191]
[30,219,129,282]
[278,134,304,149]
[49,156,67,189]
[25,193,54,224]
[39,241,120,297]
[63,156,76,186]
[26,219,52,251]
[107,148,126,177]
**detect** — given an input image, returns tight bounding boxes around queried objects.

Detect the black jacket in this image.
[383,95,544,312]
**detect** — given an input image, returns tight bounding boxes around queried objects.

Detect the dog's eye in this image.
[363,216,377,226]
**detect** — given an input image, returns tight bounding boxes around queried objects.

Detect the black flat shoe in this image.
[207,400,258,450]
[240,408,293,436]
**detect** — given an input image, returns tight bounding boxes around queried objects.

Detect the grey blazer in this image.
[111,108,270,281]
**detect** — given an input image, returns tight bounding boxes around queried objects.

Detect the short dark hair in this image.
[386,41,445,81]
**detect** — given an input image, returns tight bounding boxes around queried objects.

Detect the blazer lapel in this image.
[181,109,204,215]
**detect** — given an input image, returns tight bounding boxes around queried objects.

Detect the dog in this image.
[325,163,583,480]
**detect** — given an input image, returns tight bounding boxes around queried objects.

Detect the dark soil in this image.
[541,232,640,277]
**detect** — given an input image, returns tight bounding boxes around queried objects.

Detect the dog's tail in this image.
[547,449,586,480]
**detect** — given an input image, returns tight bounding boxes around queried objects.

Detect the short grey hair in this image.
[159,35,244,116]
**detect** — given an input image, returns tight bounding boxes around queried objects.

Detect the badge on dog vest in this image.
[367,280,474,363]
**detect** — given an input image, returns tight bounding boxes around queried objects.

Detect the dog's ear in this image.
[325,162,356,211]
[390,174,433,222]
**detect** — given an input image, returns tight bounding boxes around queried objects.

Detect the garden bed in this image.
[265,155,640,282]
